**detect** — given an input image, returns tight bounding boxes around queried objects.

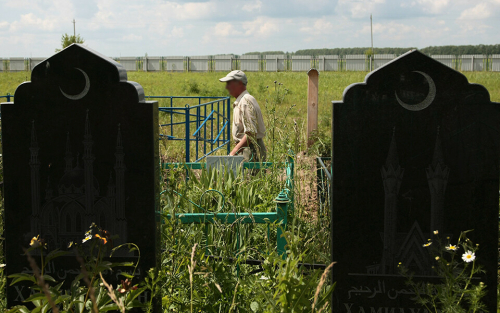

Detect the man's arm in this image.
[230,97,258,156]
[229,134,248,156]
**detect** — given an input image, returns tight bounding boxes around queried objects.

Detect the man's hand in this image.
[230,134,249,156]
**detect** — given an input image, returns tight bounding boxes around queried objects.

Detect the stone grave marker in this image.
[331,50,499,311]
[206,155,244,174]
[1,44,160,308]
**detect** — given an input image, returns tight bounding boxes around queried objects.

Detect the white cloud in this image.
[0,0,499,57]
[171,26,184,38]
[413,0,450,14]
[361,21,416,40]
[458,3,492,20]
[337,0,386,18]
[242,17,280,37]
[122,33,142,42]
[10,13,58,32]
[242,0,262,12]
[4,0,35,9]
[161,1,216,20]
[456,1,499,34]
[300,18,334,35]
[213,22,241,37]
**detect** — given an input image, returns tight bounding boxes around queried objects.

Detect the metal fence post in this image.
[185,105,190,163]
[287,152,294,211]
[274,190,290,258]
[227,97,231,155]
[316,158,322,205]
[195,106,200,161]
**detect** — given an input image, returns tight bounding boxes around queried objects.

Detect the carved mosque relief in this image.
[364,127,449,276]
[2,44,160,309]
[29,111,127,249]
[332,50,499,311]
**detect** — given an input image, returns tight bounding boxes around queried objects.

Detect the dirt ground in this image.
[293,151,321,221]
[160,149,326,222]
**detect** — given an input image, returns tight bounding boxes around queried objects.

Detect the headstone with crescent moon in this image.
[1,44,160,309]
[331,50,499,311]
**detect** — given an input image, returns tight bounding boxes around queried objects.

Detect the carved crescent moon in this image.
[395,71,436,111]
[60,68,90,100]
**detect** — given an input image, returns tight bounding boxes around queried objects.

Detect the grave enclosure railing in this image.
[316,157,331,219]
[147,96,231,163]
[0,94,13,102]
[2,54,500,72]
[161,154,295,259]
[0,95,230,163]
[0,92,305,263]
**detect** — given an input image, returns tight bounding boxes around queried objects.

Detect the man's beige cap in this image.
[219,70,247,85]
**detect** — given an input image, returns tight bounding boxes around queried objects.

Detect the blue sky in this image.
[0,0,498,57]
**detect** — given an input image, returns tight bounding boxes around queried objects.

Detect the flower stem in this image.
[457,260,475,305]
[82,245,101,313]
[40,246,44,277]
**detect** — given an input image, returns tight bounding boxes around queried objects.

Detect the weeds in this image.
[5,224,149,313]
[156,79,333,312]
[0,72,496,311]
[400,230,488,312]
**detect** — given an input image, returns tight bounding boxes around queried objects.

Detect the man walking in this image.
[219,70,267,162]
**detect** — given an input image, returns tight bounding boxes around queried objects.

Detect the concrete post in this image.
[307,68,319,148]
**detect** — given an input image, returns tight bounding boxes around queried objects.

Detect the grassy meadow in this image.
[3,71,499,103]
[0,71,499,311]
[2,71,499,141]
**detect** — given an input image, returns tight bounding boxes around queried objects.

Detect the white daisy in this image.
[423,242,432,247]
[446,244,458,251]
[462,250,475,263]
[82,235,92,243]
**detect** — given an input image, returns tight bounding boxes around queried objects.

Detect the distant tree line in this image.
[244,51,286,55]
[242,44,500,57]
[294,47,415,56]
[419,44,500,56]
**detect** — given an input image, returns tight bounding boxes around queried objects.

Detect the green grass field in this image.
[2,70,499,108]
[2,71,499,156]
[0,71,499,311]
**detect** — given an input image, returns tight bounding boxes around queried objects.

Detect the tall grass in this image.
[2,70,499,157]
[157,81,334,311]
[1,71,498,104]
[0,70,498,311]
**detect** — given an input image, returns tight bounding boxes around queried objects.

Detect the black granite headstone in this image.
[1,44,159,307]
[332,50,499,311]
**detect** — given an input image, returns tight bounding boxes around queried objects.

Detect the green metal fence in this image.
[161,154,294,259]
